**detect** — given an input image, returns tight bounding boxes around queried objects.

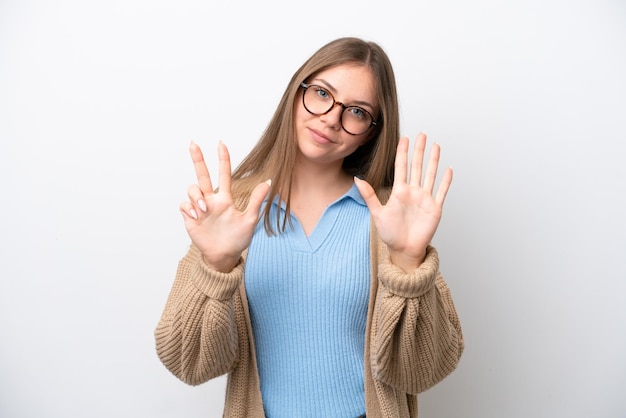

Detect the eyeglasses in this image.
[300,82,378,135]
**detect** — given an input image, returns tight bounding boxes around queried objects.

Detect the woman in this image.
[155,37,464,418]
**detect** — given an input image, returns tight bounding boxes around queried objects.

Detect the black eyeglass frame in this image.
[300,82,378,136]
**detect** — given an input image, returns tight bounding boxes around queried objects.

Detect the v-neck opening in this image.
[285,183,366,253]
[289,204,338,252]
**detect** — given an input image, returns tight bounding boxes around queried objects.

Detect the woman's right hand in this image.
[180,141,271,273]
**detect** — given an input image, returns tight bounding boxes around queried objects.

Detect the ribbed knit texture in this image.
[155,187,465,418]
[244,184,370,418]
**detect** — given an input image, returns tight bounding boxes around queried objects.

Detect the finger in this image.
[244,179,272,222]
[217,141,233,196]
[435,166,453,205]
[189,141,214,195]
[393,136,410,188]
[179,201,198,220]
[409,132,427,186]
[187,184,207,212]
[423,142,441,194]
[354,177,383,217]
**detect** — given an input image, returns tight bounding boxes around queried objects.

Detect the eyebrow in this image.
[312,78,376,111]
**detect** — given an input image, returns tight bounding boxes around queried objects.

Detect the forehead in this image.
[310,64,377,104]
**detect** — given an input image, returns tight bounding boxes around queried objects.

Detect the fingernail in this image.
[198,199,207,212]
[190,209,198,220]
[265,179,272,186]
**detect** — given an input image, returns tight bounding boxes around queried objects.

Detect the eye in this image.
[346,106,367,120]
[314,87,331,100]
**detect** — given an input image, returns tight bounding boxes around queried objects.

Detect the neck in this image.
[290,158,353,200]
[287,158,354,237]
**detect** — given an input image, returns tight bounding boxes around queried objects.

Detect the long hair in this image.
[231,37,400,234]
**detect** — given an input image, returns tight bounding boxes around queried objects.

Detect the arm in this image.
[355,133,462,391]
[154,245,244,385]
[156,141,267,384]
[371,244,464,393]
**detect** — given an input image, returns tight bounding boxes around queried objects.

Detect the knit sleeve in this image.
[154,244,244,386]
[370,244,464,394]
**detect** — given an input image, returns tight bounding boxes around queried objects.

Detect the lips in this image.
[309,128,336,144]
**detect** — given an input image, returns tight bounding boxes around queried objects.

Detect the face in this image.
[294,64,378,168]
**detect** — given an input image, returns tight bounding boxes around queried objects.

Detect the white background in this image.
[1,0,625,417]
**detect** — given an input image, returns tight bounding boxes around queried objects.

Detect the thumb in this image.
[354,177,382,217]
[244,179,272,221]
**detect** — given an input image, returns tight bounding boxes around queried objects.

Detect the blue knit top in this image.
[244,183,371,418]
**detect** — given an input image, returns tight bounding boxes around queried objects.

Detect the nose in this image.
[320,102,344,129]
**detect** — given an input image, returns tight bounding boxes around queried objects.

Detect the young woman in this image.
[155,37,464,418]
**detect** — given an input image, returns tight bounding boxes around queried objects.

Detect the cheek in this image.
[294,91,308,116]
[361,126,380,146]
[356,132,372,147]
[293,99,310,128]
[344,137,366,154]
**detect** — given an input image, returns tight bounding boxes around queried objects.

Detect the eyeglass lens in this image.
[302,85,374,135]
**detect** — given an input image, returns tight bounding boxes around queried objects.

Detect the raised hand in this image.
[180,141,270,273]
[354,133,452,272]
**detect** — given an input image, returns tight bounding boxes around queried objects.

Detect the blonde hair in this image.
[232,37,400,234]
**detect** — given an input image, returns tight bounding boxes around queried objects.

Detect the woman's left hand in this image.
[354,132,453,272]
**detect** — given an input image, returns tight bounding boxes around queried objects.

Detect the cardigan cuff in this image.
[378,245,440,298]
[190,256,244,301]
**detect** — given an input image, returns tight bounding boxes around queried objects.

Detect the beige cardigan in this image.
[155,195,464,417]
